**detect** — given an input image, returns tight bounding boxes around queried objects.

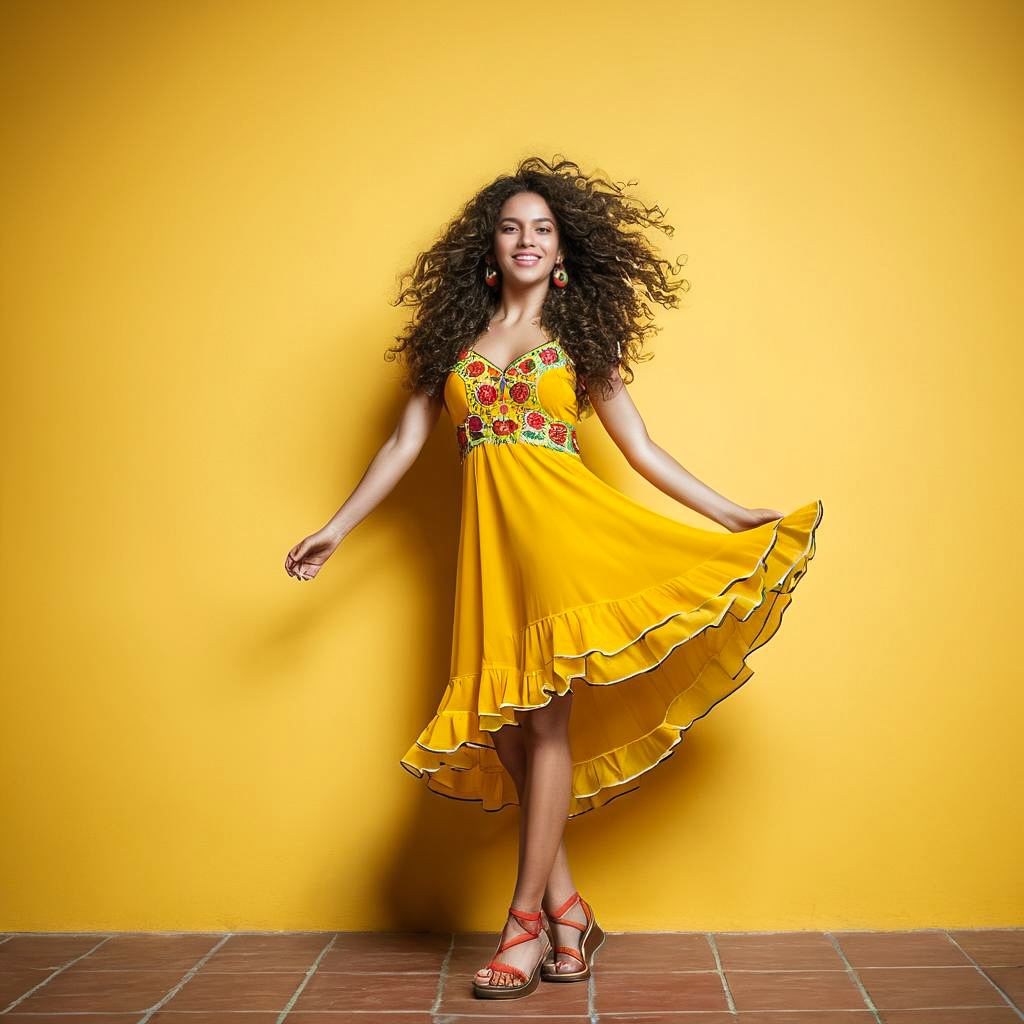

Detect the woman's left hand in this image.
[724,506,785,533]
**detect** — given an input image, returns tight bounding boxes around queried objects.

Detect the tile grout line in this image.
[429,932,455,1018]
[588,952,597,1023]
[705,933,738,1018]
[274,932,338,1022]
[944,929,1024,1020]
[0,935,113,1014]
[824,931,883,1024]
[134,932,234,1023]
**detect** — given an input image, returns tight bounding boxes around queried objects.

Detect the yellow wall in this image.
[2,0,1021,932]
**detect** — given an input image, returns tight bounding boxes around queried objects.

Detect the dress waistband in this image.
[456,414,581,462]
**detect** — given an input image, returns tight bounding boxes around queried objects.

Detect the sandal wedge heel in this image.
[541,890,605,982]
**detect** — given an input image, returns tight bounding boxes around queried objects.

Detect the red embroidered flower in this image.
[548,422,568,445]
[517,358,536,374]
[570,430,580,453]
[526,411,546,429]
[539,347,559,364]
[458,347,469,361]
[466,414,483,432]
[466,360,487,378]
[493,418,518,436]
[509,381,530,404]
[476,383,498,405]
[499,403,509,414]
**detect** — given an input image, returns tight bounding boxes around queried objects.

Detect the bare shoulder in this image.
[582,364,653,463]
[410,383,445,418]
[393,383,444,437]
[583,363,627,406]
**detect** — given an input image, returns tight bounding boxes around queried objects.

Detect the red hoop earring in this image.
[552,261,568,288]
[484,263,499,288]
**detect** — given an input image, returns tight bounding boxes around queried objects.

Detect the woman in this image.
[285,155,823,1000]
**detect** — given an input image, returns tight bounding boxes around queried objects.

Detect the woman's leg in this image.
[473,719,580,984]
[474,693,579,988]
[494,720,579,908]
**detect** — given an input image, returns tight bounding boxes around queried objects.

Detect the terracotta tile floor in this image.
[0,929,1021,1022]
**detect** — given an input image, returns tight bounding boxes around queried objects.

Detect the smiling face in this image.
[491,191,562,286]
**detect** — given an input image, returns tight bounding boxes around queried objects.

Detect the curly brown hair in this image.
[384,154,690,418]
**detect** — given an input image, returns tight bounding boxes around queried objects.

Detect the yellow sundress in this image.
[400,337,823,818]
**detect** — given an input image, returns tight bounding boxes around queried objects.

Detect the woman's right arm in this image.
[284,386,444,580]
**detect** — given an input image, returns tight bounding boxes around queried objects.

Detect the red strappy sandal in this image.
[541,890,605,982]
[472,905,553,999]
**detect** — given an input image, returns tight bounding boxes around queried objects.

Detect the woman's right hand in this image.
[284,527,342,581]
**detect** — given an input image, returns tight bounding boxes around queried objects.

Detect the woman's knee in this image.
[521,691,572,745]
[492,722,528,784]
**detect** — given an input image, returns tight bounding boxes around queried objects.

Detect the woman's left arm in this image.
[585,368,783,533]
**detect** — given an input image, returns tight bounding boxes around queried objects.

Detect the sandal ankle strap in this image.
[546,889,587,923]
[508,905,543,936]
[486,906,551,976]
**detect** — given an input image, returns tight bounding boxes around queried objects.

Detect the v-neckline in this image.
[468,338,558,376]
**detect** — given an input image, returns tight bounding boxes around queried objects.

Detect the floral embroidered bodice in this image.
[445,339,581,462]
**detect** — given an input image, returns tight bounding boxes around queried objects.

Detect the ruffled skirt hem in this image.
[400,499,823,818]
